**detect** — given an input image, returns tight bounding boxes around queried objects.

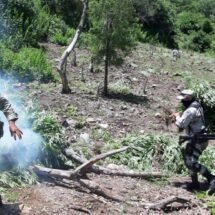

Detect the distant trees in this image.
[89,0,140,96]
[134,0,177,48]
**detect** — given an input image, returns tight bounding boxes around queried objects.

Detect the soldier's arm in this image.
[175,108,196,130]
[0,96,18,121]
[0,95,22,140]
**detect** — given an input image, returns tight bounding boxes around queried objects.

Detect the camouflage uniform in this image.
[0,95,18,137]
[176,101,213,184]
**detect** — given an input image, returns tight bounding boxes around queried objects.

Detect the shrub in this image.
[33,113,68,168]
[0,45,55,82]
[50,32,68,46]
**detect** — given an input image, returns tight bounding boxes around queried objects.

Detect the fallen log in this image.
[143,195,191,210]
[65,147,167,178]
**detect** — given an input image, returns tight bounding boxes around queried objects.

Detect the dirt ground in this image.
[1,175,212,215]
[1,43,215,215]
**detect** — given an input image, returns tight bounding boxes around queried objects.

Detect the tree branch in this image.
[74,146,129,174]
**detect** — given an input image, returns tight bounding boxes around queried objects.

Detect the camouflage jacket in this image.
[0,95,18,122]
[176,101,205,136]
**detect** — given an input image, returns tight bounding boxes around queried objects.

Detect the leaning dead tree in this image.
[56,0,88,94]
[33,146,167,202]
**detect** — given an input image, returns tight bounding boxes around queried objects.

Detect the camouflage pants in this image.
[182,140,209,177]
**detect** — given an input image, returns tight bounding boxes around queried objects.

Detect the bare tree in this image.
[56,0,88,94]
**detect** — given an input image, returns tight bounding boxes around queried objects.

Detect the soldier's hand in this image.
[171,112,182,121]
[9,121,23,140]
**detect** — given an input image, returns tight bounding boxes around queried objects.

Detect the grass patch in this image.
[0,45,55,82]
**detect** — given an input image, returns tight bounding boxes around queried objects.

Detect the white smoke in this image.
[0,78,42,170]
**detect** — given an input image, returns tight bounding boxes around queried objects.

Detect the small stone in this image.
[155,112,162,118]
[80,133,90,145]
[152,84,157,89]
[86,118,97,123]
[62,119,77,127]
[120,105,127,110]
[98,123,109,129]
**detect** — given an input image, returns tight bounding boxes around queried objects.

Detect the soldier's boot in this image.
[182,174,200,191]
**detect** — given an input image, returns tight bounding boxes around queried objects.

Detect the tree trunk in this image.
[104,39,110,96]
[56,0,88,94]
[103,18,112,96]
[60,72,71,94]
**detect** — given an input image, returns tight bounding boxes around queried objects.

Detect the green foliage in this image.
[105,134,185,174]
[176,11,214,52]
[66,105,78,117]
[41,0,83,27]
[89,0,140,64]
[109,81,131,94]
[0,169,37,191]
[33,113,68,168]
[0,45,55,82]
[187,81,215,131]
[134,0,177,48]
[200,146,215,174]
[2,0,72,48]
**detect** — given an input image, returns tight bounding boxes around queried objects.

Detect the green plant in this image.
[105,134,185,174]
[75,117,86,129]
[66,105,78,117]
[187,81,215,131]
[0,44,55,82]
[50,32,68,45]
[91,129,112,142]
[109,81,131,94]
[0,169,37,192]
[33,113,68,168]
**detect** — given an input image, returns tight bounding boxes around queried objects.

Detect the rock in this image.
[132,77,138,82]
[152,84,157,89]
[80,133,90,145]
[130,63,138,68]
[120,105,128,110]
[155,112,162,118]
[106,163,128,171]
[86,117,97,123]
[130,108,136,113]
[98,123,109,129]
[62,119,77,127]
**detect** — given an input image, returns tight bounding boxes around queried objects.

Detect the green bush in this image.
[50,32,68,45]
[33,113,68,168]
[0,45,55,82]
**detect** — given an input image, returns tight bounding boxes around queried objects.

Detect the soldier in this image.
[174,89,215,194]
[172,49,181,61]
[0,95,23,205]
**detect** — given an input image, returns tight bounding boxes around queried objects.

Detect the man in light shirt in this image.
[174,89,215,194]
